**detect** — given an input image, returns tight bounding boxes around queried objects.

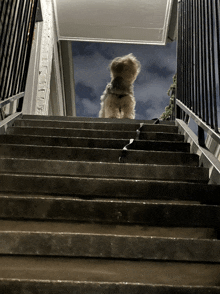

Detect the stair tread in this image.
[9,125,179,134]
[1,194,220,227]
[1,256,220,287]
[7,126,183,141]
[0,158,209,182]
[16,118,177,131]
[1,135,191,152]
[0,173,219,203]
[0,134,190,145]
[0,220,215,239]
[21,114,176,125]
[1,220,219,262]
[0,143,199,165]
[9,124,179,133]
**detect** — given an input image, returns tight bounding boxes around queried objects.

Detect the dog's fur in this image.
[99,53,141,119]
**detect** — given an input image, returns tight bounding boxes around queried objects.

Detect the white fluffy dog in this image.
[99,53,141,119]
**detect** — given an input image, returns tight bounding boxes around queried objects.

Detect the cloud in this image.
[146,63,175,79]
[72,42,116,60]
[72,42,99,57]
[76,96,100,117]
[75,82,97,101]
[73,51,110,92]
[82,98,100,117]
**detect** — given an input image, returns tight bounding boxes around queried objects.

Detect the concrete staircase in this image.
[0,114,220,293]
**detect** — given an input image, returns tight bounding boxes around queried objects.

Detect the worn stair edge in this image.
[0,158,209,183]
[6,126,184,141]
[0,220,218,262]
[0,220,215,239]
[1,279,220,294]
[21,114,176,125]
[7,126,182,139]
[16,117,177,129]
[1,195,219,227]
[1,232,219,262]
[1,256,220,288]
[0,174,220,204]
[0,143,199,166]
[1,135,191,152]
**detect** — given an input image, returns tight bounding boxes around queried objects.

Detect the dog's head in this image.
[110,53,141,83]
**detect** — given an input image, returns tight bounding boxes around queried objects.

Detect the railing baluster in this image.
[188,1,193,109]
[206,0,214,129]
[12,0,32,95]
[209,0,218,132]
[21,0,38,91]
[10,0,30,96]
[0,1,19,98]
[215,0,220,99]
[201,0,209,126]
[192,0,196,114]
[183,0,186,120]
[0,1,11,63]
[194,0,199,116]
[190,0,194,114]
[198,0,204,119]
[18,0,38,112]
[199,0,205,122]
[0,0,10,49]
[210,0,219,132]
[0,1,5,17]
[0,0,11,97]
[186,0,190,110]
[177,0,183,119]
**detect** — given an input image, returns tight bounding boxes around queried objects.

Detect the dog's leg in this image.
[120,97,135,119]
[99,94,106,118]
[99,103,105,118]
[105,107,120,119]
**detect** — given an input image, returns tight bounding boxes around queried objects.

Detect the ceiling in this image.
[53,0,177,45]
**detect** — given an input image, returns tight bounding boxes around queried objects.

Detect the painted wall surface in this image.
[54,0,175,45]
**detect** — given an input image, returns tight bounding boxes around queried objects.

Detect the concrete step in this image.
[13,118,179,133]
[0,174,220,203]
[0,220,218,262]
[1,256,220,293]
[0,158,209,182]
[0,142,199,165]
[22,114,176,125]
[1,194,220,227]
[1,115,219,293]
[7,126,184,141]
[2,134,190,152]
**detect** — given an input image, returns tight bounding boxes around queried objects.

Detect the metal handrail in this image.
[176,99,220,145]
[0,92,25,109]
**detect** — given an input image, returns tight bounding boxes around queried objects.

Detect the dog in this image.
[99,53,141,119]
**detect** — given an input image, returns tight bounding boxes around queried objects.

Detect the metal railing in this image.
[0,0,38,126]
[176,0,220,147]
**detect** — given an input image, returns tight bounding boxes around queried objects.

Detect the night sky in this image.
[72,41,177,120]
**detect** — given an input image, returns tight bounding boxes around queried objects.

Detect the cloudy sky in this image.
[71,41,177,120]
